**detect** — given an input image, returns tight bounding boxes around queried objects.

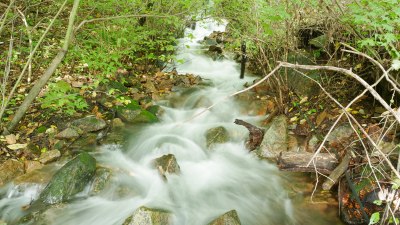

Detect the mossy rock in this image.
[206,126,229,149]
[117,107,159,124]
[36,152,96,205]
[208,210,241,225]
[123,206,171,225]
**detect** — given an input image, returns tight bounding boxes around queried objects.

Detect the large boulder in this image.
[208,210,241,225]
[206,126,229,149]
[123,207,171,225]
[0,159,24,187]
[257,115,288,159]
[35,152,96,205]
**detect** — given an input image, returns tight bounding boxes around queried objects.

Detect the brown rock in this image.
[0,159,25,186]
[24,160,44,173]
[39,150,61,164]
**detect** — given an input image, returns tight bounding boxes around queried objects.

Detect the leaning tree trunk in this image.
[3,0,80,134]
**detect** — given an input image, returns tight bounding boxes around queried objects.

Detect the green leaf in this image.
[373,200,382,206]
[369,212,380,225]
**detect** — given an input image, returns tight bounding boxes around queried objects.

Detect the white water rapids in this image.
[0,19,342,225]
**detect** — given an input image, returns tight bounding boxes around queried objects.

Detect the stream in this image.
[0,19,344,225]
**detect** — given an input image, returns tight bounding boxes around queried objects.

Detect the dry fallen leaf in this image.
[316,110,327,126]
[7,143,27,150]
[5,134,17,145]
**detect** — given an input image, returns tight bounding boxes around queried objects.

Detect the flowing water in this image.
[0,19,343,225]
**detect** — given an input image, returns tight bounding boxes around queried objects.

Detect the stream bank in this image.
[1,16,396,225]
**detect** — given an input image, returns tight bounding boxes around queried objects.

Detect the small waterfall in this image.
[0,19,340,225]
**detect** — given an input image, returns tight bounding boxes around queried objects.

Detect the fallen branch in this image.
[234,119,264,151]
[322,152,351,190]
[277,152,338,174]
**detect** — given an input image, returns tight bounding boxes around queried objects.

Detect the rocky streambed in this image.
[3,18,391,225]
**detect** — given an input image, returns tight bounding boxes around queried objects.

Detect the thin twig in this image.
[16,8,33,84]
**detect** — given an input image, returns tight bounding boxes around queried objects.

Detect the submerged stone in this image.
[206,126,229,149]
[70,116,107,132]
[154,154,180,180]
[208,210,241,225]
[123,206,171,225]
[257,115,288,159]
[89,167,112,195]
[36,152,96,205]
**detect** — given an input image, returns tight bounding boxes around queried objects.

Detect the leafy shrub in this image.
[344,0,400,58]
[39,80,88,115]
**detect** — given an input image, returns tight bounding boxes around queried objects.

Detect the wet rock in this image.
[39,150,61,164]
[14,164,58,185]
[70,116,107,132]
[117,108,158,124]
[209,45,223,54]
[35,152,96,205]
[308,135,320,152]
[112,118,125,128]
[285,50,320,97]
[24,160,43,173]
[326,124,355,145]
[257,115,288,159]
[123,206,171,225]
[206,126,229,149]
[309,34,328,49]
[100,129,126,145]
[154,154,180,180]
[55,127,80,140]
[287,135,299,152]
[203,37,218,46]
[0,159,24,186]
[208,210,241,225]
[89,167,112,195]
[70,133,98,151]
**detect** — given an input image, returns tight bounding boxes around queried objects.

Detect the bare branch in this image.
[279,61,400,123]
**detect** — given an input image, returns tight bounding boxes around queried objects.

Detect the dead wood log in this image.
[322,152,351,190]
[234,119,264,151]
[277,152,338,174]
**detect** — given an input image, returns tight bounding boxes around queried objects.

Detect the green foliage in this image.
[344,0,400,58]
[211,0,291,54]
[66,0,207,76]
[39,80,88,115]
[369,212,380,225]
